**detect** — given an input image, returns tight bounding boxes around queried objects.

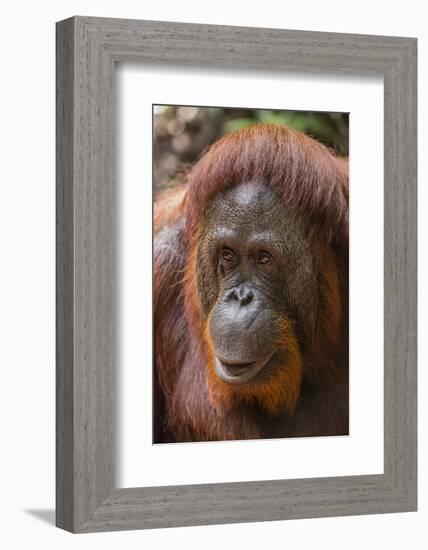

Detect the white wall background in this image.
[0,1,425,548]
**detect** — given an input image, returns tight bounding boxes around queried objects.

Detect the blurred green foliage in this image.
[153,105,348,194]
[223,110,348,154]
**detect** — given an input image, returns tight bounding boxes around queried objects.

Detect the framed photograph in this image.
[151,104,350,446]
[56,16,417,532]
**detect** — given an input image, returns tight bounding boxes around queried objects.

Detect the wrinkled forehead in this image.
[204,181,292,234]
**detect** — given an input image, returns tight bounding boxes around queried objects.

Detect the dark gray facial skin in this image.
[197,181,319,386]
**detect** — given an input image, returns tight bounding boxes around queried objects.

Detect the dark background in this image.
[153,105,349,195]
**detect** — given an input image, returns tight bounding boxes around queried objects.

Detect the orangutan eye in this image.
[257,251,273,266]
[221,248,236,264]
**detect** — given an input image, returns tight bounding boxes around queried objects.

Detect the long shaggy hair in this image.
[154,123,349,442]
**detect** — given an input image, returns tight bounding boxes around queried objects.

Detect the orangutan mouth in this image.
[214,354,273,385]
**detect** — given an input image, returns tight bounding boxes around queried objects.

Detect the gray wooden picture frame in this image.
[56,16,417,533]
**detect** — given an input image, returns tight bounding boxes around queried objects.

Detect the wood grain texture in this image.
[56,17,75,532]
[56,16,417,533]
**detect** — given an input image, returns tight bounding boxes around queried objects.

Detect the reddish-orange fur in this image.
[204,317,303,416]
[154,123,348,442]
[154,185,187,234]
